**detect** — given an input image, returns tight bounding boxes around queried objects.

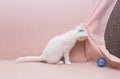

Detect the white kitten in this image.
[16,24,88,64]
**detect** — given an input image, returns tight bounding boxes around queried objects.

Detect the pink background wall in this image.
[0,0,97,61]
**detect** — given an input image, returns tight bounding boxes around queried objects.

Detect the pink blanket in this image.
[77,0,120,69]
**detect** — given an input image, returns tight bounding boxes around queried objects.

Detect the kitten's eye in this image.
[78,29,84,32]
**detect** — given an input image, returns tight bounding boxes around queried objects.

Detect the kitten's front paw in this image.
[16,58,23,63]
[58,61,64,64]
[65,61,71,64]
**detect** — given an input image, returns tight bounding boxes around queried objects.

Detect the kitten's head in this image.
[74,23,88,41]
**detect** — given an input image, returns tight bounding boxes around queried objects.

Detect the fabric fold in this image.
[82,0,120,68]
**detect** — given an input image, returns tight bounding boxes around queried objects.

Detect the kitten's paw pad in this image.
[65,61,71,64]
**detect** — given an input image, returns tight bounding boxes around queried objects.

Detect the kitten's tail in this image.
[16,55,44,63]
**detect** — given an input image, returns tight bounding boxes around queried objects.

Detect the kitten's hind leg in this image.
[16,55,44,63]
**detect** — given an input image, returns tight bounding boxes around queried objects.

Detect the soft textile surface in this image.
[0,0,120,69]
[0,0,120,79]
[0,61,120,79]
[78,0,120,69]
[105,0,120,58]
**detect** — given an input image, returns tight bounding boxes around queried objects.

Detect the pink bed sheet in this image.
[0,61,120,79]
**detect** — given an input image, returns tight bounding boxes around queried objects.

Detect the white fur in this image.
[16,24,88,64]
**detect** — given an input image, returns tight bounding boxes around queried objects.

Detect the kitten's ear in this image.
[75,23,84,29]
